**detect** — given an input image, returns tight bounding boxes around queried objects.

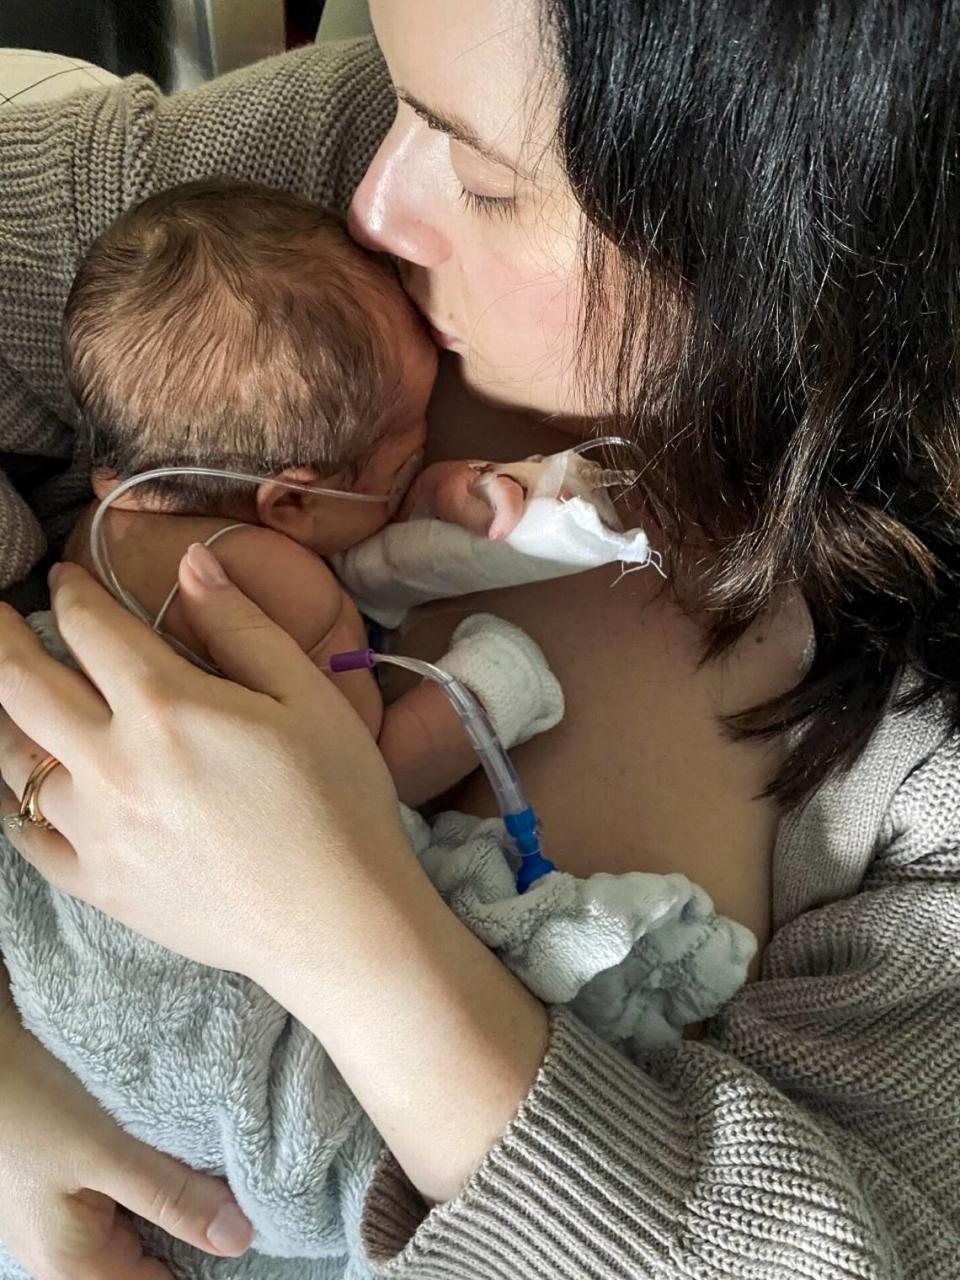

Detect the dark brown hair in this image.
[546,0,960,803]
[63,178,415,511]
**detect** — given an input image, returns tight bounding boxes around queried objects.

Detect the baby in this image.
[60,178,561,809]
[0,181,754,1278]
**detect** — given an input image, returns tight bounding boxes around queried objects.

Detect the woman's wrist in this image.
[261,849,550,1203]
[239,821,419,992]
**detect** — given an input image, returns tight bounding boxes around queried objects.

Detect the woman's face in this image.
[350,0,589,419]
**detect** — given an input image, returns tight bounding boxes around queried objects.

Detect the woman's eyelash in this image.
[458,186,516,221]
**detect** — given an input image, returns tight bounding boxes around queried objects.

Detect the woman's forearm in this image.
[0,566,550,1204]
[263,851,550,1203]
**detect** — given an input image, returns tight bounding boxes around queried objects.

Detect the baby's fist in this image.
[397,460,526,539]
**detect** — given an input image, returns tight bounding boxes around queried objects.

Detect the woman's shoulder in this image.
[121,38,394,216]
[774,692,957,927]
[182,36,392,131]
[0,37,393,264]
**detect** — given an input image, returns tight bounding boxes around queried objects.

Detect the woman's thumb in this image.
[98,1135,253,1257]
[176,542,309,700]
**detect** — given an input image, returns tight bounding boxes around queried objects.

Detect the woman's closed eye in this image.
[448,137,521,221]
[457,186,517,220]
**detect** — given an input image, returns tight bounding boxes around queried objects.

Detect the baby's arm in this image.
[333,449,652,630]
[380,614,565,809]
[379,681,479,809]
[177,526,385,738]
[192,533,564,809]
[170,529,483,805]
[396,453,616,539]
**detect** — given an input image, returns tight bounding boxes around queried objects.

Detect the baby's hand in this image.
[397,459,528,540]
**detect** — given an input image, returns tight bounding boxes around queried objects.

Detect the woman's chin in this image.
[456,358,594,431]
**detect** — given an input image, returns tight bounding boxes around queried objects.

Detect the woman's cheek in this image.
[462,246,583,410]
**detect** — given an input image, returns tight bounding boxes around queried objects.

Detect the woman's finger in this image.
[0,713,47,787]
[48,563,190,710]
[0,604,109,759]
[0,784,81,895]
[96,1134,253,1259]
[60,1197,174,1280]
[176,543,318,702]
[0,737,72,808]
[0,714,83,863]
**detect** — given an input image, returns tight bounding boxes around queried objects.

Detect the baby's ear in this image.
[256,466,330,538]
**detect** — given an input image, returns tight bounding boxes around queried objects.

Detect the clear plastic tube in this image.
[329,648,555,892]
[571,434,641,490]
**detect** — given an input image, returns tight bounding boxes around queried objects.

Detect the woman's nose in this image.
[348,122,451,268]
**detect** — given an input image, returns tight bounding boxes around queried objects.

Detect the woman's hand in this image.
[0,548,549,1204]
[0,978,252,1279]
[0,548,413,982]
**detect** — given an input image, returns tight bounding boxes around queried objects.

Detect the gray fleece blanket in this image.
[0,623,754,1279]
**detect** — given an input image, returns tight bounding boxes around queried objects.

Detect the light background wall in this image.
[316,0,370,41]
[171,0,372,90]
[171,0,287,88]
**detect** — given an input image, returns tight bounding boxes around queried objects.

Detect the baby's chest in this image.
[393,567,806,951]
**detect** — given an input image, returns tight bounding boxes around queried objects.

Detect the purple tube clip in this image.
[328,649,378,674]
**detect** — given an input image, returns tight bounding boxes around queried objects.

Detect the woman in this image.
[0,1,958,1276]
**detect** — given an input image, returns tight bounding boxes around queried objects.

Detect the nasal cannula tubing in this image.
[571,434,641,491]
[89,466,391,674]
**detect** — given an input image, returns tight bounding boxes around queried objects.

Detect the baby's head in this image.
[63,179,438,553]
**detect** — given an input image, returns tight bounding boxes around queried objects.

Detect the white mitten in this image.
[436,613,564,749]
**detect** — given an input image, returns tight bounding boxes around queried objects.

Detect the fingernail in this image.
[48,563,62,589]
[207,1201,253,1255]
[185,543,229,589]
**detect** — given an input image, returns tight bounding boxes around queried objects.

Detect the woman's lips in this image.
[397,273,461,350]
[428,324,461,351]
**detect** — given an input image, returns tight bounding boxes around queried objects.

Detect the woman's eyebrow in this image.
[396,88,525,175]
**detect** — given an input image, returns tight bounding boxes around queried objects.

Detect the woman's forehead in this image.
[370,0,556,164]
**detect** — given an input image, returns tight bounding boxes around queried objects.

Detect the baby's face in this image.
[276,284,442,555]
[327,314,440,550]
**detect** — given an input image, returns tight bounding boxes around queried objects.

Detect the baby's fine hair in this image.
[63,178,415,510]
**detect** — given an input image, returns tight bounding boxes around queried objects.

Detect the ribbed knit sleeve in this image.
[358,707,960,1279]
[0,39,393,586]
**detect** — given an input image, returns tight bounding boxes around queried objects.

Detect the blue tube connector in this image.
[504,809,555,893]
[328,648,556,894]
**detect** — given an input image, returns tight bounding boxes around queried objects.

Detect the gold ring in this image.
[7,754,62,835]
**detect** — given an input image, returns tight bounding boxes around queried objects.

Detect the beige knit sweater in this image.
[1,40,959,1280]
